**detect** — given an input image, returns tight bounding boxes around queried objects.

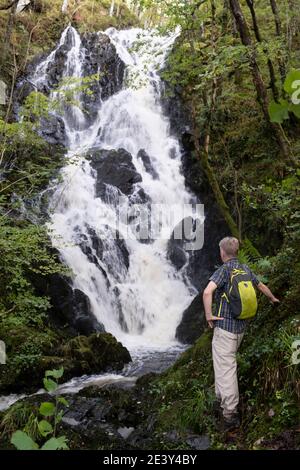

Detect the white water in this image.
[33,26,198,354]
[0,26,205,413]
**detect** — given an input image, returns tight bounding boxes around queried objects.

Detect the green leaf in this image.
[289,103,300,118]
[43,377,58,392]
[45,367,64,380]
[58,397,69,407]
[41,436,69,451]
[39,402,55,417]
[38,420,53,437]
[11,431,39,450]
[283,69,300,95]
[268,100,289,123]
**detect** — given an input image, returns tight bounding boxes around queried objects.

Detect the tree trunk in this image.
[229,0,294,165]
[245,0,279,101]
[270,0,281,35]
[269,0,286,82]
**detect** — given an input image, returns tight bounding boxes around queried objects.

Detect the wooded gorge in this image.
[0,0,299,452]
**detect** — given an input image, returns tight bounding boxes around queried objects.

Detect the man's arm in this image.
[257,282,280,304]
[203,281,224,329]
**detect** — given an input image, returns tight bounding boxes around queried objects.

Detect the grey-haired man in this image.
[203,237,279,429]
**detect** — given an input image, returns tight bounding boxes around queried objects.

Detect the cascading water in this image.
[0,26,205,411]
[34,26,200,358]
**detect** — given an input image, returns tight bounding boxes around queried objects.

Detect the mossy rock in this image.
[58,332,132,373]
[0,332,131,394]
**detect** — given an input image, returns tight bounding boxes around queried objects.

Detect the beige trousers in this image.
[212,326,244,419]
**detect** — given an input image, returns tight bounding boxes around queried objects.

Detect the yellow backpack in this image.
[218,267,258,320]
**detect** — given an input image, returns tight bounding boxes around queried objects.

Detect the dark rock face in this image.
[137,149,159,180]
[87,148,142,199]
[47,274,105,336]
[175,294,206,344]
[27,243,104,336]
[167,216,203,271]
[76,223,130,282]
[39,114,66,145]
[161,78,229,343]
[81,32,125,121]
[14,28,125,145]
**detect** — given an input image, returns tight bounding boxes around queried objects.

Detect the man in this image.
[203,236,279,429]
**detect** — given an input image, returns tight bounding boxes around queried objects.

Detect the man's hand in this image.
[206,313,224,329]
[270,297,280,305]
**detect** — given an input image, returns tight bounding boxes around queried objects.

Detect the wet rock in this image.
[185,434,210,450]
[167,216,203,270]
[137,149,159,180]
[76,222,130,284]
[175,294,206,344]
[161,76,229,343]
[87,148,142,199]
[58,333,132,376]
[87,224,130,271]
[47,274,105,335]
[118,426,135,439]
[14,28,125,144]
[81,33,125,121]
[39,114,66,145]
[76,230,110,283]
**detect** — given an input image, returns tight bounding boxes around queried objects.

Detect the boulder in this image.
[175,294,206,344]
[58,332,132,376]
[46,273,105,335]
[137,149,159,180]
[87,148,142,199]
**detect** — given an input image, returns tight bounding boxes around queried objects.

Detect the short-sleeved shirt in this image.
[209,257,260,334]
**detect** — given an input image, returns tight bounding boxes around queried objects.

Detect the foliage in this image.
[0,216,69,327]
[269,69,300,123]
[10,367,69,451]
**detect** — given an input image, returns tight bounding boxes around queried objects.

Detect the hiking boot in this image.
[223,413,240,431]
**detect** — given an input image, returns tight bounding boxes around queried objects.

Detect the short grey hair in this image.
[219,237,240,257]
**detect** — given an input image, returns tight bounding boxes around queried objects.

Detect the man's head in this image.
[219,236,239,262]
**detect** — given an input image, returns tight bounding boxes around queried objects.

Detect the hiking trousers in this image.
[212,326,244,419]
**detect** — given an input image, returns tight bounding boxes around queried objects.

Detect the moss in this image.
[0,331,131,394]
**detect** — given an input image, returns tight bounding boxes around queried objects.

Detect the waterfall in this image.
[32,26,200,356]
[16,0,31,14]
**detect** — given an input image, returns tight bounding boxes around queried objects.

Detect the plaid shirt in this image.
[209,258,260,334]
